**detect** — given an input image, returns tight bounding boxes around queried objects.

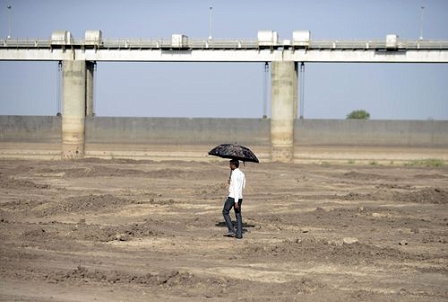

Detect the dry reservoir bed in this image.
[0,159,447,301]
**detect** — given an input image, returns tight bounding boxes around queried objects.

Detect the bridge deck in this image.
[1,37,448,62]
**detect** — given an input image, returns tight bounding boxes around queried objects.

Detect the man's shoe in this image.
[224,231,236,237]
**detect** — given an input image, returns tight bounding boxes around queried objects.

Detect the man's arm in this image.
[232,172,243,206]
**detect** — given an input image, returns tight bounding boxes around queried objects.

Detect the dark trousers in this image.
[222,197,243,238]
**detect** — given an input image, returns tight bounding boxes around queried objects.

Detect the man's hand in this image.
[234,202,239,210]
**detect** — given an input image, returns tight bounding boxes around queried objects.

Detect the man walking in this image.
[222,159,246,239]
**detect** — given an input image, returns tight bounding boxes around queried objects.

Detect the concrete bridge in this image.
[1,30,448,162]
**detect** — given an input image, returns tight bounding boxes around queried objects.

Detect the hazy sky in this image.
[0,0,447,120]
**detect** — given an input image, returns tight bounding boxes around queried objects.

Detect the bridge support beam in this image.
[62,60,86,159]
[270,61,297,162]
[86,61,95,116]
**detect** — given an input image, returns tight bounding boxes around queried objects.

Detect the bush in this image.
[404,159,445,167]
[346,110,370,120]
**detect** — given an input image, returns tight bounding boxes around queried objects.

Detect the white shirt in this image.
[228,168,246,203]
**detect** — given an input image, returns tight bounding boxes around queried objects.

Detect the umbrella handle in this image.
[228,170,232,184]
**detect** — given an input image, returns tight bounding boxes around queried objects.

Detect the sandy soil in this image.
[0,158,447,301]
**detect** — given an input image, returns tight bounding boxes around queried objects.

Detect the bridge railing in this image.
[2,38,448,50]
[99,38,260,49]
[1,38,52,48]
[309,40,448,50]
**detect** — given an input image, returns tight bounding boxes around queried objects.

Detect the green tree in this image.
[346,110,370,120]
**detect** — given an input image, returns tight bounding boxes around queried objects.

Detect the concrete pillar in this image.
[62,60,86,159]
[86,61,95,116]
[270,61,297,162]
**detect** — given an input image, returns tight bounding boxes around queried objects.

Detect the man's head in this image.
[229,159,239,170]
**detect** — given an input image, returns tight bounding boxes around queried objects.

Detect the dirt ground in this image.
[0,158,447,302]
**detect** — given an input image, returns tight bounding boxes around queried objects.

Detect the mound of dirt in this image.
[243,237,426,265]
[0,176,50,189]
[35,194,131,216]
[67,220,163,242]
[342,187,448,204]
[397,187,448,204]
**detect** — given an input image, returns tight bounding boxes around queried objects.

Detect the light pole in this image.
[7,4,12,39]
[419,5,425,40]
[208,5,213,40]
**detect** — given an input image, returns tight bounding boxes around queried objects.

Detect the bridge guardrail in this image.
[2,38,448,50]
[1,38,52,48]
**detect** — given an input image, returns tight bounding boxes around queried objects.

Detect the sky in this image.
[0,0,447,120]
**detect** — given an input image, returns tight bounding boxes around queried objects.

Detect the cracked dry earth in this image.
[0,158,447,301]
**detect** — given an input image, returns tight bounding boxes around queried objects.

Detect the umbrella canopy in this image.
[208,143,259,163]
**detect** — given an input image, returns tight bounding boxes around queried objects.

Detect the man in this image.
[222,159,246,239]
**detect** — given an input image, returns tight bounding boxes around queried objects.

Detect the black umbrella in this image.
[208,143,259,163]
